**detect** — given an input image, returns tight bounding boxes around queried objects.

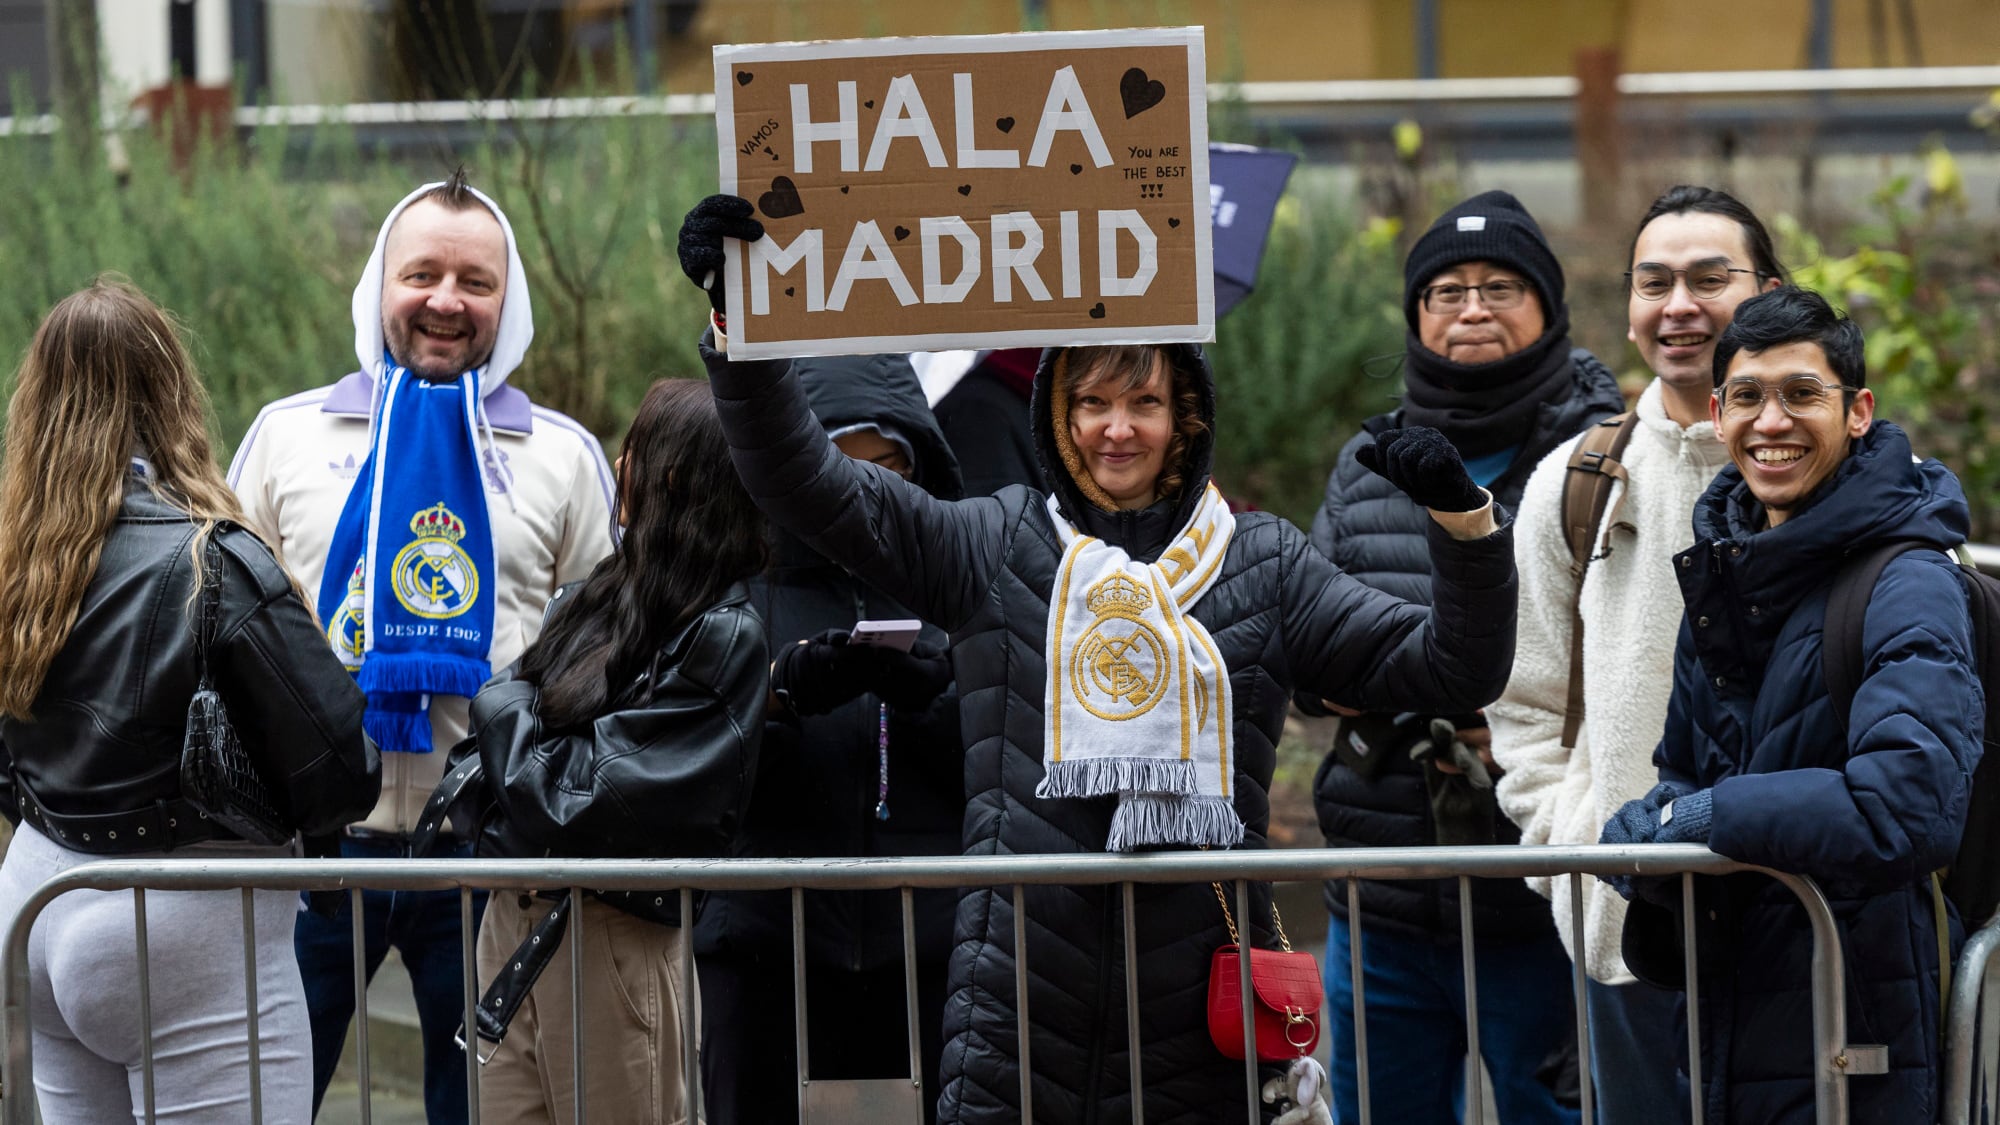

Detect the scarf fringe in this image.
[1038,757,1196,800]
[358,653,491,699]
[364,705,434,755]
[1107,794,1246,853]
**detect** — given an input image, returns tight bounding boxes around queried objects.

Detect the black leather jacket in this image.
[440,582,767,926]
[0,480,380,849]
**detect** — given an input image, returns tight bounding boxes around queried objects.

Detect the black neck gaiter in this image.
[1398,321,1577,460]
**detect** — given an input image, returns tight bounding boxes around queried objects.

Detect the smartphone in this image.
[850,618,921,651]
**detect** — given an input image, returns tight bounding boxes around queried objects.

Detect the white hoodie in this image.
[1488,379,1732,984]
[229,183,616,833]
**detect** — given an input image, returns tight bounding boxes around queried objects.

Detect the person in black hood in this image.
[696,352,964,1125]
[1302,189,1620,1125]
[677,195,1520,1125]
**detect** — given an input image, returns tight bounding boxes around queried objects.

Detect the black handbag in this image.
[179,532,293,846]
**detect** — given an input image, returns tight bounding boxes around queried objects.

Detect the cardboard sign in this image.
[713,28,1213,360]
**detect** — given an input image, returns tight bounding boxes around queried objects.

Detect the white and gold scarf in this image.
[1040,485,1243,851]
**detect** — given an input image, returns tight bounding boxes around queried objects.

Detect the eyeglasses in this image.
[1715,374,1859,419]
[1626,264,1765,301]
[1421,278,1530,314]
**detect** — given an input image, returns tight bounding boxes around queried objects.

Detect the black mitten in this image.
[1353,426,1485,513]
[677,195,764,315]
[866,641,954,713]
[771,629,873,716]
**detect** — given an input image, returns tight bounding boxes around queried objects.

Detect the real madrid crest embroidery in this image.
[392,502,482,619]
[326,560,367,669]
[1072,574,1170,722]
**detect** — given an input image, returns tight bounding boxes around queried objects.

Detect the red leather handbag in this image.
[1205,883,1323,1062]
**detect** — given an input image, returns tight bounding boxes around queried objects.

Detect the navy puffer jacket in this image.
[702,334,1518,1125]
[1309,349,1623,941]
[1643,421,1982,1125]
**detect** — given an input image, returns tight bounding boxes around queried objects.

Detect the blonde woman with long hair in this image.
[0,277,380,1123]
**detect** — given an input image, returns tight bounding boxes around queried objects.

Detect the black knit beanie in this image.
[1402,190,1565,333]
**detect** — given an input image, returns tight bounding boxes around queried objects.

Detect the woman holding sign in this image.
[679,196,1518,1124]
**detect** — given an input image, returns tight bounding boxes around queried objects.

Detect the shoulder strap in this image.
[1823,541,1932,734]
[1557,412,1638,750]
[194,530,225,689]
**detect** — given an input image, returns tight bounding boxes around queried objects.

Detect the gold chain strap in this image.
[1210,881,1292,953]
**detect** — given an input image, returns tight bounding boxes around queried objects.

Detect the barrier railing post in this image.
[1459,876,1481,1125]
[1941,916,2000,1125]
[681,886,700,1123]
[1770,873,1849,1125]
[1568,876,1592,1125]
[902,885,923,1118]
[1347,878,1370,1125]
[461,887,480,1125]
[1235,879,1256,1124]
[1122,881,1143,1125]
[134,887,156,1125]
[241,888,263,1125]
[570,888,586,1124]
[1014,884,1033,1125]
[793,885,809,1121]
[1682,874,1703,1125]
[352,885,371,1125]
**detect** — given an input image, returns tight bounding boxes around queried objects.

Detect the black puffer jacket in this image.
[696,353,967,971]
[443,583,766,927]
[704,334,1518,1125]
[1,479,380,845]
[1308,349,1622,942]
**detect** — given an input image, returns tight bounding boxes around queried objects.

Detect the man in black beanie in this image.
[1300,189,1621,1124]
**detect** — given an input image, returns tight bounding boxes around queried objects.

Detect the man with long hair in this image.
[229,170,616,1123]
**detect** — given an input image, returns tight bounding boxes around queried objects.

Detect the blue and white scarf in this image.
[319,363,498,752]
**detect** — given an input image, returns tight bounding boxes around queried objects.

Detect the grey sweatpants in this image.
[0,824,312,1124]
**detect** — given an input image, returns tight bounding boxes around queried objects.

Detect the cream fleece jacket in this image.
[1488,379,1732,984]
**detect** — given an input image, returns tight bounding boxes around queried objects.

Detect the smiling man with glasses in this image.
[1596,284,1977,1125]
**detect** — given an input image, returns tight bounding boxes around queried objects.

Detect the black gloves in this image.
[678,195,765,316]
[772,629,954,717]
[1354,426,1485,513]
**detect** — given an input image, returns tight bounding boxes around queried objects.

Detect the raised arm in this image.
[1282,426,1518,715]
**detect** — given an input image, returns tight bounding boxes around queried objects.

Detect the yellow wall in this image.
[659,0,1998,91]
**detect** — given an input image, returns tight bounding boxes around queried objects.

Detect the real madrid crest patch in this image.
[1073,574,1170,722]
[392,502,481,619]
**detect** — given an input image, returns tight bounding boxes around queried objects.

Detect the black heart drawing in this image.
[957,184,972,196]
[736,71,753,86]
[894,225,911,241]
[770,151,780,160]
[757,176,804,220]
[1070,163,1083,175]
[762,146,772,155]
[785,287,795,296]
[839,185,850,194]
[864,99,875,109]
[1168,217,1181,228]
[995,116,1015,133]
[1088,302,1107,319]
[1120,67,1166,118]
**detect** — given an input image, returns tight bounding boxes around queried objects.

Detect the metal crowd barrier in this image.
[0,845,1859,1125]
[1944,916,2000,1125]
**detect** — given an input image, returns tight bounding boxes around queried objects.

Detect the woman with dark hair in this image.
[425,376,768,1124]
[677,198,1521,1125]
[0,277,380,1123]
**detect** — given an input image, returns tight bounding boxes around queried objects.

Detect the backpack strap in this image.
[1556,412,1639,751]
[1822,540,1931,735]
